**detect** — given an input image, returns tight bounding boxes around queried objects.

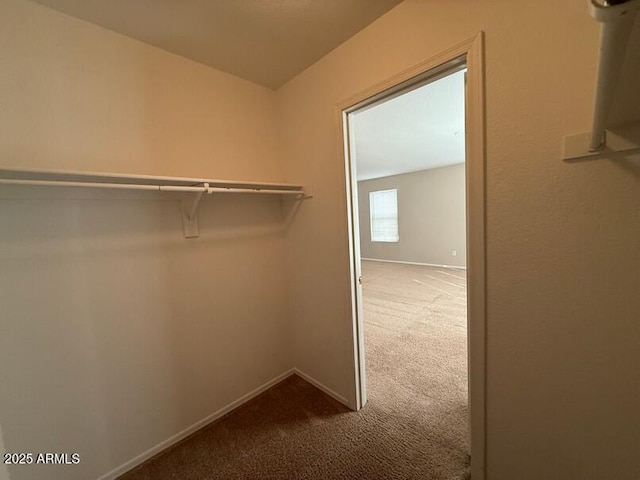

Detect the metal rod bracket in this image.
[562,122,640,160]
[181,183,212,239]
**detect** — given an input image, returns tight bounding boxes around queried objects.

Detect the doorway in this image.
[339,35,486,479]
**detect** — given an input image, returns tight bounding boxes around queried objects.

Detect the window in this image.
[369,189,398,242]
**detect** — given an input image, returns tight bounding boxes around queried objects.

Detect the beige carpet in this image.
[119,260,469,480]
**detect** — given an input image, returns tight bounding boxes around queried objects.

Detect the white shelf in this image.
[0,166,305,193]
[0,167,309,238]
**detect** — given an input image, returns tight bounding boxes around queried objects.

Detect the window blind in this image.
[369,189,399,242]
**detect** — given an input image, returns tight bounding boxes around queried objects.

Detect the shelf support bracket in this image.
[563,122,640,160]
[181,183,211,239]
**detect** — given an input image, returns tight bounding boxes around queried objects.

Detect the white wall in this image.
[0,1,290,479]
[358,164,466,267]
[279,1,640,479]
[0,0,281,180]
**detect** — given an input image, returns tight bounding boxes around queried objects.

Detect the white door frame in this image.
[337,33,486,480]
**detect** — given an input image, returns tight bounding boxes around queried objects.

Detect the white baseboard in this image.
[293,368,351,408]
[361,257,466,270]
[97,369,296,480]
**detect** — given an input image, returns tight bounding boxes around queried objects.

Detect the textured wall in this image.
[0,1,289,479]
[279,1,640,479]
[358,164,466,267]
[0,0,281,181]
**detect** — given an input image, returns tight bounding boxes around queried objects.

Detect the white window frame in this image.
[369,189,399,243]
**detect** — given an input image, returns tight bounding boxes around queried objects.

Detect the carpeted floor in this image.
[119,260,468,480]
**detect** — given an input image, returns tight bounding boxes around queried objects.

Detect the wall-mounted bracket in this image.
[181,183,212,238]
[302,185,313,199]
[563,122,640,160]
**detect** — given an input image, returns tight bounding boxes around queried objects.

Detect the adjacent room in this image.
[1,0,639,480]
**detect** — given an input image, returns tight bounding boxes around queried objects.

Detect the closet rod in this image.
[588,0,639,151]
[0,178,304,195]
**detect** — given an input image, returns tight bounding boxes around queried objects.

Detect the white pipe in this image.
[588,0,639,151]
[0,178,304,195]
[206,187,303,195]
[0,166,303,190]
[0,178,164,191]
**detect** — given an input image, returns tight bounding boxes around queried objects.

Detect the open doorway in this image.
[340,38,486,477]
[348,64,469,470]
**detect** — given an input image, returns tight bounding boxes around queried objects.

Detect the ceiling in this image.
[351,69,466,181]
[30,0,402,90]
